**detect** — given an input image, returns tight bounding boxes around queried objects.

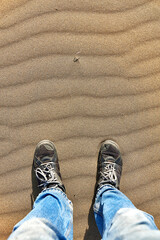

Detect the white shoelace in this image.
[35,162,58,187]
[101,163,117,182]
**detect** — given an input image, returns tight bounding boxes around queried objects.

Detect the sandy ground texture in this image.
[0,0,160,239]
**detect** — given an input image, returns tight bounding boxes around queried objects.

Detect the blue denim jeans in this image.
[94,184,160,239]
[8,188,73,240]
[8,185,160,240]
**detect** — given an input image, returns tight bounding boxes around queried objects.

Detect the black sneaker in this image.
[96,140,123,192]
[32,140,65,200]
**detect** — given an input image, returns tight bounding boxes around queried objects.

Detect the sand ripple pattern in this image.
[0,0,160,239]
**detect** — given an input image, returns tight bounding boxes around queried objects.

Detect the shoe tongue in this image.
[41,156,53,163]
[103,156,115,162]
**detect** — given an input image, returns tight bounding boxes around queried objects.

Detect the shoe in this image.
[96,140,123,191]
[32,140,65,197]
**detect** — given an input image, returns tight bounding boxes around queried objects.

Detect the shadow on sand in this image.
[83,198,101,240]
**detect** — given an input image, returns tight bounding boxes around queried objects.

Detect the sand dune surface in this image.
[0,0,160,239]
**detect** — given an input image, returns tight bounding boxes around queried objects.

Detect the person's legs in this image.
[8,218,67,240]
[94,184,160,240]
[93,140,160,240]
[8,140,73,240]
[9,188,73,240]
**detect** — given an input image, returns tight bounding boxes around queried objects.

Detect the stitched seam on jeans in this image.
[93,207,103,217]
[64,214,73,239]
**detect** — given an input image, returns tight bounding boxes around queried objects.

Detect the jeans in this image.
[94,184,160,239]
[8,185,160,240]
[8,188,73,240]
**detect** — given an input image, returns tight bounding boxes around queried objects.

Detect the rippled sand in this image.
[0,0,160,239]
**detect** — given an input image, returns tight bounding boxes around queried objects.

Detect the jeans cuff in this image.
[93,184,116,215]
[36,187,73,208]
[95,184,117,201]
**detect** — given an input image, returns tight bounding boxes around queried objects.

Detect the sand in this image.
[0,0,160,239]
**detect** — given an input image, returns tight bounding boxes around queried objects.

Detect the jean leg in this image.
[8,188,73,240]
[93,184,159,239]
[108,208,160,240]
[8,218,68,240]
